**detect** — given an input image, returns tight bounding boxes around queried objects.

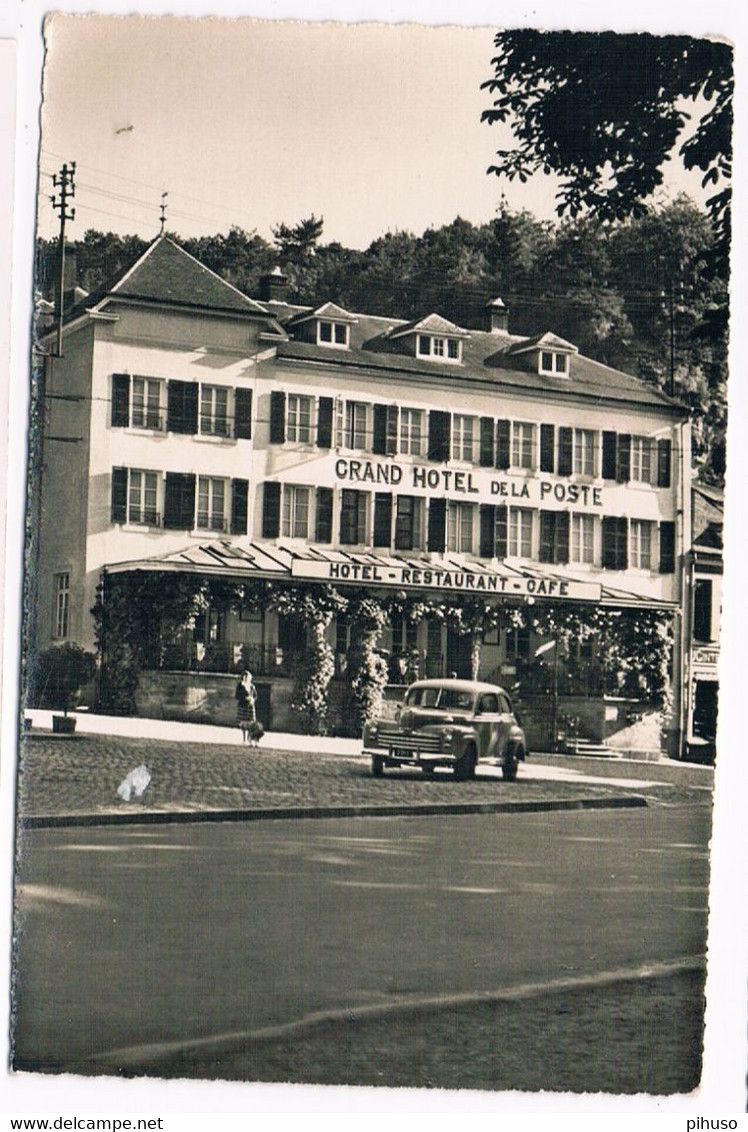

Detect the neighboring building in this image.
[682,484,723,761]
[35,236,691,750]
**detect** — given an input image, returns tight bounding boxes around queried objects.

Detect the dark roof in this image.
[286,301,358,326]
[61,236,272,324]
[693,484,724,549]
[107,237,270,315]
[261,304,682,413]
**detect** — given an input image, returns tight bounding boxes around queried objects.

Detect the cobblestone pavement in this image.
[14,733,713,820]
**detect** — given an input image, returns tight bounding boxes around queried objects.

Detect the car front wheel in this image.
[371,755,384,777]
[453,745,477,781]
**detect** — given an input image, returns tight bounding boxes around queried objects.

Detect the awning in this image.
[105,540,677,609]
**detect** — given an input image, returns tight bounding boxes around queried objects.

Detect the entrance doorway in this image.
[445,627,472,680]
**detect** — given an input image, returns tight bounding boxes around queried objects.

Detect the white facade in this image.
[35,238,691,747]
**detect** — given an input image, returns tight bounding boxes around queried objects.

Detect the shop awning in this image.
[105,540,677,608]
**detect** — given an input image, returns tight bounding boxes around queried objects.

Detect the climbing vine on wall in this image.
[344,592,390,734]
[270,583,347,734]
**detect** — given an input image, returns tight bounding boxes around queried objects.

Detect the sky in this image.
[36,14,711,250]
[3,1,748,1121]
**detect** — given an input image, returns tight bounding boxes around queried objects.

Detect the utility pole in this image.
[51,161,76,358]
[159,191,168,235]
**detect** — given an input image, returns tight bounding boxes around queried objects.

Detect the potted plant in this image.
[30,643,96,733]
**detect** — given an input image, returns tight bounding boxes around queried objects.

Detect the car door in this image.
[495,692,516,758]
[474,692,501,760]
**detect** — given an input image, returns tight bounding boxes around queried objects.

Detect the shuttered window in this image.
[657,439,672,488]
[659,520,675,574]
[110,466,129,523]
[394,495,423,551]
[373,492,393,547]
[167,381,198,434]
[540,424,555,473]
[479,418,495,467]
[111,374,131,427]
[269,390,286,444]
[539,511,569,564]
[495,419,511,470]
[340,489,368,544]
[601,516,628,570]
[163,472,196,529]
[427,410,451,462]
[317,396,333,448]
[557,427,573,476]
[281,485,311,538]
[234,388,252,440]
[478,506,509,559]
[262,481,281,538]
[427,498,447,552]
[230,479,249,535]
[373,405,399,456]
[287,395,312,443]
[315,487,334,542]
[602,431,618,480]
[617,434,632,483]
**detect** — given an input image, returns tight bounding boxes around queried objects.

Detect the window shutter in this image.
[164,472,195,529]
[315,487,333,542]
[539,511,555,563]
[110,467,128,523]
[395,496,416,551]
[540,423,555,473]
[373,492,393,547]
[234,388,252,440]
[262,481,281,538]
[693,579,713,641]
[555,510,570,564]
[479,505,495,558]
[602,431,618,480]
[479,418,495,467]
[495,505,508,559]
[427,497,446,552]
[317,396,333,448]
[372,404,388,455]
[230,478,249,535]
[617,434,632,483]
[269,391,286,444]
[601,516,616,569]
[602,516,627,569]
[386,405,399,455]
[659,520,676,574]
[427,411,451,462]
[111,375,130,427]
[495,419,511,470]
[340,489,362,545]
[657,439,672,488]
[167,380,197,434]
[557,427,573,476]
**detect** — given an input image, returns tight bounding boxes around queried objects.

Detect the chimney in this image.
[484,296,509,334]
[259,266,288,304]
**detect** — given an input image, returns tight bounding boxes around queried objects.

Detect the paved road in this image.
[12,801,711,1073]
[16,733,712,819]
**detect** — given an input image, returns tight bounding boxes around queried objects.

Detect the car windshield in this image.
[405,687,475,712]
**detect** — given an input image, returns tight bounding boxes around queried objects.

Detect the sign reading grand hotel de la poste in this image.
[288,456,608,602]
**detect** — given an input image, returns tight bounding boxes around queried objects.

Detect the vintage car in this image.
[362,678,528,780]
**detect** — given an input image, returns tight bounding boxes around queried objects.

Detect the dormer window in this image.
[539,350,570,376]
[318,320,349,348]
[417,335,462,363]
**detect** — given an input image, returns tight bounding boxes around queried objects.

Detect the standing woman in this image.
[235,670,257,744]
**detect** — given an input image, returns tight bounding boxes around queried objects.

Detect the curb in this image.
[57,955,704,1077]
[19,793,648,830]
